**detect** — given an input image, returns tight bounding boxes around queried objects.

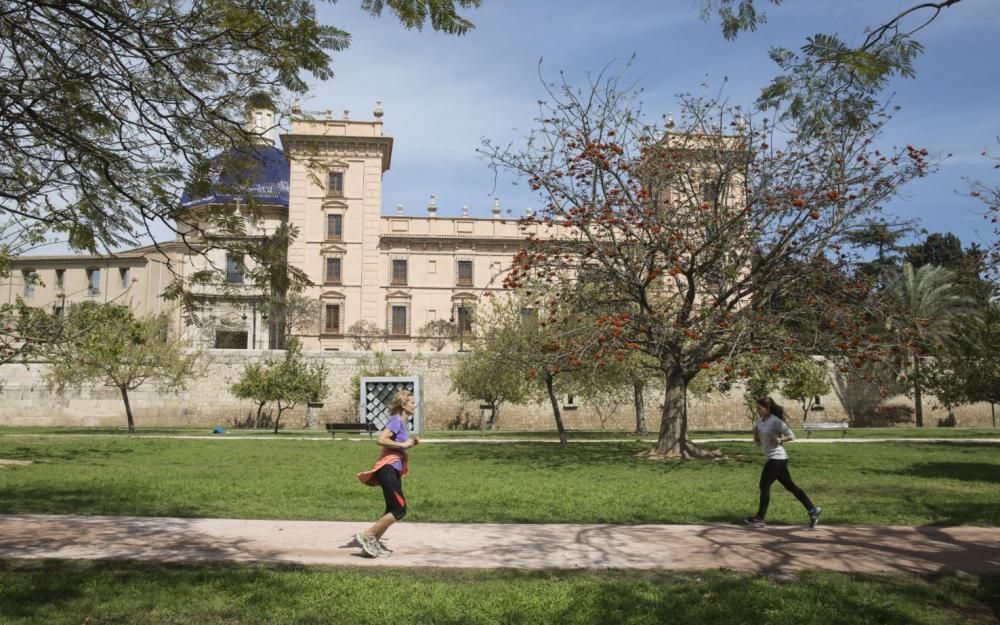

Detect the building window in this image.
[391,259,408,285]
[325,257,342,284]
[521,307,537,322]
[455,303,474,333]
[428,259,437,274]
[22,270,37,297]
[326,213,343,240]
[215,331,248,349]
[119,267,130,289]
[87,268,101,295]
[701,179,724,205]
[53,303,64,318]
[390,305,408,336]
[323,303,341,335]
[457,260,474,287]
[55,269,65,290]
[225,254,244,284]
[327,171,344,196]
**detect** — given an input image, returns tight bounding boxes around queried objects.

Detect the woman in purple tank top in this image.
[354,389,419,557]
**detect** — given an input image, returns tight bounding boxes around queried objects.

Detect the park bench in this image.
[325,422,378,438]
[802,420,849,438]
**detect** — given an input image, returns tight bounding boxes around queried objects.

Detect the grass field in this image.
[0,561,996,625]
[0,434,997,525]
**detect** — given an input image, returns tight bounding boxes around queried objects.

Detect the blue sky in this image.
[307,0,999,252]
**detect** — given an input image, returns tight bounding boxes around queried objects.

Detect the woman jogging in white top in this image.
[744,397,822,529]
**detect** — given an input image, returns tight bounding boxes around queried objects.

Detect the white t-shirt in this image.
[755,414,794,460]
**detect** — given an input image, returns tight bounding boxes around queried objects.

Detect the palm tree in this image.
[884,263,976,426]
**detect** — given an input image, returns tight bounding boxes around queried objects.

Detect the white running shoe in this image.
[355,532,380,557]
[376,539,393,555]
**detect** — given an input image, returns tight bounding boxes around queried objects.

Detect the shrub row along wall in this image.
[0,350,994,430]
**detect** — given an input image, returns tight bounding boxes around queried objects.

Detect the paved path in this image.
[1,514,997,575]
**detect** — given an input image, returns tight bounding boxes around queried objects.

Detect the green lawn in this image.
[0,561,996,625]
[0,435,997,525]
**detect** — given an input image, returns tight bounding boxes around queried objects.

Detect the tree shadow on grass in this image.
[433,440,736,470]
[892,462,1000,484]
[912,502,1000,527]
[553,570,953,625]
[0,444,136,463]
[0,561,996,624]
[0,485,204,517]
[434,441,652,469]
[0,560,308,622]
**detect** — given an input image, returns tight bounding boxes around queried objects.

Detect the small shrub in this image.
[856,403,914,427]
[937,413,957,427]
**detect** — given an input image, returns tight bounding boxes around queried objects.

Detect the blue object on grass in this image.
[212,427,226,435]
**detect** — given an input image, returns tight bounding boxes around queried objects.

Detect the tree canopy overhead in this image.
[0,0,482,261]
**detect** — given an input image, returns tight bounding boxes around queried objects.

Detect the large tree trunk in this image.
[639,369,719,460]
[913,353,924,428]
[119,385,136,434]
[483,401,500,431]
[273,402,291,434]
[254,401,267,429]
[633,380,647,435]
[992,402,997,429]
[544,372,568,444]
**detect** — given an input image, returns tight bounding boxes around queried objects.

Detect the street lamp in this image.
[241,300,259,349]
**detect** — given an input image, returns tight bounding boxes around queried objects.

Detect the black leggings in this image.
[375,465,407,520]
[756,459,814,520]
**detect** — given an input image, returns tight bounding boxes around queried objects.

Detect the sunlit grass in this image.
[0,435,996,525]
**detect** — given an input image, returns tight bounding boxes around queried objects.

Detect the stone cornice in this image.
[280,134,393,172]
[379,234,528,243]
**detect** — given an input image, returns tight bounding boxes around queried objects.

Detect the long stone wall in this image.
[0,350,995,430]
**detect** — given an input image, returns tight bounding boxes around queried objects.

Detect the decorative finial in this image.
[525,206,534,217]
[396,203,404,215]
[492,197,502,218]
[374,100,384,118]
[666,112,674,128]
[343,110,350,120]
[461,204,469,217]
[427,195,438,218]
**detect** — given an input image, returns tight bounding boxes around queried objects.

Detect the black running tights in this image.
[756,459,814,520]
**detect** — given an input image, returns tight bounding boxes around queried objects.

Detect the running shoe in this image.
[376,539,394,555]
[809,506,823,528]
[355,532,380,557]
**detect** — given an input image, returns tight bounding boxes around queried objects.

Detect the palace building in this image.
[6,107,547,353]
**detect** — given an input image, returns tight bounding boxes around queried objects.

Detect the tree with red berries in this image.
[483,65,932,458]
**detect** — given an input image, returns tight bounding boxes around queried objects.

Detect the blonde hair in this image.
[387,389,413,416]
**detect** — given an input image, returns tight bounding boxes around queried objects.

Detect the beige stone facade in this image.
[1,351,996,430]
[5,244,175,320]
[4,113,553,353]
[3,112,997,431]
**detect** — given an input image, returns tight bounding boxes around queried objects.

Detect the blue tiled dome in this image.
[180,145,289,209]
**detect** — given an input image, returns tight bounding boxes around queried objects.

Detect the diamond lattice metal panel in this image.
[359,376,422,433]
